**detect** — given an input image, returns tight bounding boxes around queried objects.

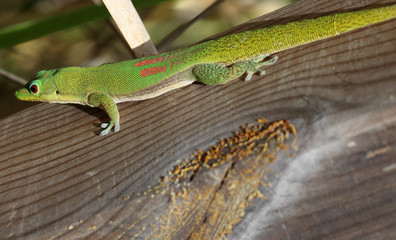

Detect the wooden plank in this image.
[1,0,396,239]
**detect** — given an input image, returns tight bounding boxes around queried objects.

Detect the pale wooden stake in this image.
[102,0,158,57]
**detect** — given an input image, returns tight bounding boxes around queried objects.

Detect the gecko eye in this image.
[29,83,39,94]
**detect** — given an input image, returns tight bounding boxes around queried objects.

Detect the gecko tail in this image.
[334,4,396,33]
[193,4,396,64]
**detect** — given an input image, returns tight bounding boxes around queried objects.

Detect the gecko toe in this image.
[244,72,253,81]
[256,69,266,76]
[100,128,110,136]
[114,124,120,132]
[100,121,115,136]
[270,55,278,64]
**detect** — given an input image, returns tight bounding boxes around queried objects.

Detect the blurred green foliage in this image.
[0,6,109,49]
[0,0,169,49]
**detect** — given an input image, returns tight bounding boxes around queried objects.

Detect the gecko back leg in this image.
[193,55,278,85]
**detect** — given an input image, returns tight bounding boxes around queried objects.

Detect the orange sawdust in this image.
[160,119,296,185]
[121,119,297,240]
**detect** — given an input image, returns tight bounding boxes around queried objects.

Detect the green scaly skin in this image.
[15,5,396,136]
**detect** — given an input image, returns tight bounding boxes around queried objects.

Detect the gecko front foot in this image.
[100,121,120,136]
[87,93,120,136]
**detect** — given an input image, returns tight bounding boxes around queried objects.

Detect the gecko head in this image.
[15,69,63,103]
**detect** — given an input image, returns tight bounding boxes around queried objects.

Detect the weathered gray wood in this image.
[1,0,396,239]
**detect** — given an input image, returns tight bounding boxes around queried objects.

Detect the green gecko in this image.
[15,5,396,136]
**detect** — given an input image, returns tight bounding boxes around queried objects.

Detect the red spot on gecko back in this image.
[140,66,167,77]
[134,56,165,66]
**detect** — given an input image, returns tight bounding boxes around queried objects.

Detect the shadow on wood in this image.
[1,0,396,239]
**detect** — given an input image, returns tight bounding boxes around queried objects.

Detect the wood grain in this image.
[1,0,396,239]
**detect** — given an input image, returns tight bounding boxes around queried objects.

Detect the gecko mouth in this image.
[14,89,40,101]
